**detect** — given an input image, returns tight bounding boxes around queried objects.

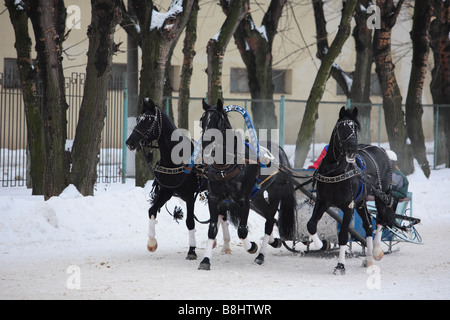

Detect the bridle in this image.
[331,119,358,160]
[133,106,163,146]
[200,108,232,136]
[200,107,233,159]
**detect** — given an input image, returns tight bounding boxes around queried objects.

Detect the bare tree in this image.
[26,0,70,199]
[311,0,374,144]
[5,0,45,195]
[373,0,414,174]
[178,0,199,130]
[70,0,123,195]
[294,0,357,168]
[120,0,194,186]
[351,0,374,144]
[430,0,450,168]
[405,0,432,177]
[207,0,248,104]
[232,0,286,131]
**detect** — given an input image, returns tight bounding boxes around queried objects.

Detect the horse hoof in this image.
[254,253,265,265]
[186,247,197,260]
[221,247,231,254]
[333,263,345,275]
[320,240,330,251]
[269,238,282,249]
[198,258,211,270]
[373,246,384,261]
[247,242,258,254]
[147,238,158,252]
[212,239,217,249]
[362,258,373,268]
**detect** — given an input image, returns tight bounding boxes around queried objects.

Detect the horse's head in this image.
[334,106,360,163]
[200,99,231,153]
[126,98,162,151]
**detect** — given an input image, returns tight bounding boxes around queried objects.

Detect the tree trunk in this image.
[351,0,373,144]
[232,0,285,131]
[178,0,199,130]
[294,0,357,168]
[121,0,194,187]
[373,0,414,175]
[5,0,45,195]
[405,0,432,178]
[311,0,372,144]
[430,0,450,168]
[207,0,248,104]
[28,0,70,199]
[163,46,175,121]
[70,0,122,196]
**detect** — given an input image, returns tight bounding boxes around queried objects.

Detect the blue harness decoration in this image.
[184,105,266,173]
[223,105,264,166]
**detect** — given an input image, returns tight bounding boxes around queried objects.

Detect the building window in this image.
[3,58,20,88]
[273,69,287,94]
[230,68,249,93]
[109,63,127,90]
[336,73,382,96]
[230,68,291,94]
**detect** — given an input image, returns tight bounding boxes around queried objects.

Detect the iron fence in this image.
[0,71,125,187]
[1,70,449,188]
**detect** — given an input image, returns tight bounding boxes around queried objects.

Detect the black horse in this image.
[307,106,398,275]
[198,99,296,270]
[126,98,231,260]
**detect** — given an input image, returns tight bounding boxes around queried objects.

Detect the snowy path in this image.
[1,164,450,300]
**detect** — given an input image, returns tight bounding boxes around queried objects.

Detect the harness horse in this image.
[126,98,231,260]
[198,99,296,270]
[307,106,401,275]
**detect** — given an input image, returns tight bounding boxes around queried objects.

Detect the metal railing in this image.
[1,70,449,188]
[0,71,125,187]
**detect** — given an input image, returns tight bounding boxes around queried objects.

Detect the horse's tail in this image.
[277,179,297,239]
[227,208,241,229]
[277,146,297,239]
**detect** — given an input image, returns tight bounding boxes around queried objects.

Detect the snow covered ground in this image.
[1,151,449,300]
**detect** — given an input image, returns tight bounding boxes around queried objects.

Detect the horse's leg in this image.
[334,207,353,275]
[218,215,231,254]
[356,204,374,267]
[237,197,258,254]
[185,198,197,260]
[255,194,280,265]
[373,198,388,261]
[198,198,220,270]
[307,201,330,251]
[147,190,171,252]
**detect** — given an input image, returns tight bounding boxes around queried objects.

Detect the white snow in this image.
[14,0,24,10]
[1,149,449,300]
[150,0,183,31]
[250,21,269,42]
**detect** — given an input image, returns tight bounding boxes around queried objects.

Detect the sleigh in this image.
[281,169,423,254]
